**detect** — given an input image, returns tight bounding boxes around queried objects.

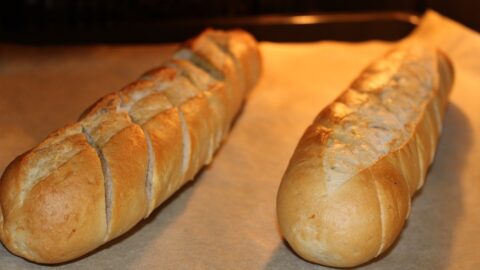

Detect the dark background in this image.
[1,0,479,43]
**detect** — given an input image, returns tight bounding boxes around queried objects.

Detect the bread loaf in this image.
[276,42,453,267]
[0,29,261,264]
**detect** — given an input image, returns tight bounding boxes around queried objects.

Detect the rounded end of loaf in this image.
[277,168,382,267]
[226,29,262,91]
[203,28,262,92]
[277,156,412,267]
[0,142,108,264]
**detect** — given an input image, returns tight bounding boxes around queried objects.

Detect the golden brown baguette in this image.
[276,42,453,268]
[0,29,261,264]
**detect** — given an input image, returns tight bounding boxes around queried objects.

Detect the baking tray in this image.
[0,11,419,44]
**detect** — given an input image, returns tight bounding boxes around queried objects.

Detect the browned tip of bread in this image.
[214,29,262,91]
[204,28,262,92]
[278,156,411,268]
[0,134,107,263]
[278,170,379,267]
[175,30,253,123]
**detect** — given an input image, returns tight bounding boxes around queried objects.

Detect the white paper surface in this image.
[0,10,479,270]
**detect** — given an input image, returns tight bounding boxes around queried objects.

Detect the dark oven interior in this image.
[0,1,479,43]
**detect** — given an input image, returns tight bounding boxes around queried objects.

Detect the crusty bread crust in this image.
[0,125,108,262]
[0,29,261,264]
[277,42,453,267]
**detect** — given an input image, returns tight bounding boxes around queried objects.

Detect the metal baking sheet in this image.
[0,12,417,43]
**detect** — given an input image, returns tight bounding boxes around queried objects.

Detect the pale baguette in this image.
[277,42,453,267]
[0,29,261,264]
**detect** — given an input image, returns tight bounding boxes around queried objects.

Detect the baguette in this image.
[0,29,261,264]
[276,42,453,267]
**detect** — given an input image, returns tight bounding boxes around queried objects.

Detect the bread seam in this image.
[142,128,155,215]
[81,126,112,238]
[118,66,211,211]
[139,66,216,180]
[414,132,427,189]
[172,67,218,159]
[207,35,246,97]
[372,175,385,256]
[178,110,192,179]
[174,49,235,124]
[118,97,157,217]
[174,49,224,81]
[120,80,191,216]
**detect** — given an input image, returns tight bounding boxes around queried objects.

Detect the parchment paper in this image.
[0,10,479,269]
